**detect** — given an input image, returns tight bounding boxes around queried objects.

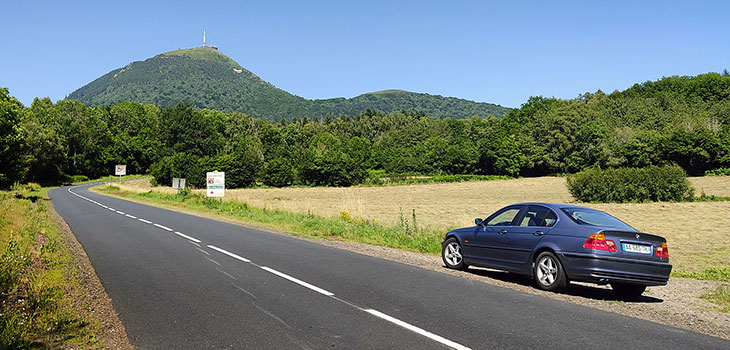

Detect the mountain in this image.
[67,47,510,120]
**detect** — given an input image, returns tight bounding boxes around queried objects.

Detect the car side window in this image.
[519,205,558,227]
[486,208,521,226]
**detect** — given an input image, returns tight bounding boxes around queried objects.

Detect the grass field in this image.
[113,176,730,280]
[0,184,99,348]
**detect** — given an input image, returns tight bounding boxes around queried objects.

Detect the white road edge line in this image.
[125,214,137,219]
[153,223,173,231]
[207,245,250,263]
[138,218,153,224]
[364,309,471,350]
[259,266,334,297]
[116,211,125,215]
[175,231,201,243]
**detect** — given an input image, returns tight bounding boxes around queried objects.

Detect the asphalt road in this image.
[50,183,729,349]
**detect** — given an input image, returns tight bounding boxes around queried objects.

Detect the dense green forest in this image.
[67,47,510,121]
[2,72,730,189]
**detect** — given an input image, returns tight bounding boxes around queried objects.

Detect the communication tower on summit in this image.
[202,28,218,50]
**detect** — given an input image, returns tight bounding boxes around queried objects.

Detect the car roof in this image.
[509,202,587,210]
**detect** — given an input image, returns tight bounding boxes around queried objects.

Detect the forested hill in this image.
[67,47,510,120]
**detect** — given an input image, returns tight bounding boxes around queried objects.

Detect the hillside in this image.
[66,47,510,120]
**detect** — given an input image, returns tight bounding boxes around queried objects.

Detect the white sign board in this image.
[115,164,127,176]
[172,178,186,189]
[206,171,225,197]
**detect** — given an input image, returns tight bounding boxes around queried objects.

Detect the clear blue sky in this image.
[3,0,729,108]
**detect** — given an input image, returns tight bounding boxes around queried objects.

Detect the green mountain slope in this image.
[67,47,510,120]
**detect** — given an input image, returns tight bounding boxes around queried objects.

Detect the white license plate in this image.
[622,243,652,254]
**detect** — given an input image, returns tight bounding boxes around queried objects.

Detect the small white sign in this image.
[115,164,127,176]
[172,178,186,189]
[206,171,225,197]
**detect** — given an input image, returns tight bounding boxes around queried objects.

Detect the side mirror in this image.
[475,218,484,226]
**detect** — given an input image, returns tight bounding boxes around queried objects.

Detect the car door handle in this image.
[499,230,508,235]
[533,231,545,236]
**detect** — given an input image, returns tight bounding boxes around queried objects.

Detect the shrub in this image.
[706,167,730,176]
[567,165,694,203]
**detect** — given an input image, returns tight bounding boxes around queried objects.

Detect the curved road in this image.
[50,183,728,349]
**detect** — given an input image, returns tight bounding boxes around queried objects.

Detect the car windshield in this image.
[561,207,635,230]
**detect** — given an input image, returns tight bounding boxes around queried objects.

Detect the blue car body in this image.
[443,203,672,287]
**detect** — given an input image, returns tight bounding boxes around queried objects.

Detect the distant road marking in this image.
[138,218,153,224]
[101,205,108,209]
[108,207,116,211]
[175,231,201,243]
[260,266,335,297]
[125,214,137,219]
[208,245,250,263]
[116,211,125,215]
[364,309,471,350]
[153,223,173,231]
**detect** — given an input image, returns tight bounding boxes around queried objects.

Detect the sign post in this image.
[206,171,225,198]
[172,178,186,190]
[115,164,127,183]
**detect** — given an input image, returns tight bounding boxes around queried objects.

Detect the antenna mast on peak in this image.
[203,28,206,46]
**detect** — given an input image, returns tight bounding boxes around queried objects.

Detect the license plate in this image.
[622,243,652,254]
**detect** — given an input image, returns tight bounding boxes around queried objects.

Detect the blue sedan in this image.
[442,203,672,297]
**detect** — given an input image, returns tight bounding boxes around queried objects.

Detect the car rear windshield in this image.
[560,207,635,230]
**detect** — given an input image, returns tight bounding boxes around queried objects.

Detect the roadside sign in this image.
[115,164,127,176]
[206,171,225,197]
[172,178,186,189]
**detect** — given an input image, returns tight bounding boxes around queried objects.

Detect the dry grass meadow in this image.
[119,176,730,274]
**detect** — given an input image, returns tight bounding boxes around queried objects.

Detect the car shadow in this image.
[458,266,664,303]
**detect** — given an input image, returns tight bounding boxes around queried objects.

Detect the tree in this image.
[0,88,26,187]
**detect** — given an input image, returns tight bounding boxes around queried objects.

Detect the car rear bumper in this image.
[559,252,672,286]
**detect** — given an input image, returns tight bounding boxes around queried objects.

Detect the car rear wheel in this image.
[534,252,567,292]
[442,237,468,270]
[611,283,646,299]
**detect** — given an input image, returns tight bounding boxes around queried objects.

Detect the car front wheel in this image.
[442,237,468,270]
[534,251,567,292]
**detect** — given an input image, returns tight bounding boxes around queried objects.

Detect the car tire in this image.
[442,237,468,270]
[611,283,646,299]
[534,251,567,292]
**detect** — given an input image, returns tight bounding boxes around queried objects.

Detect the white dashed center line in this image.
[175,231,201,243]
[259,266,335,297]
[67,184,470,350]
[153,223,173,231]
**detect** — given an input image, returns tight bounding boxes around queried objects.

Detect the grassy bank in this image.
[0,184,99,348]
[97,185,444,255]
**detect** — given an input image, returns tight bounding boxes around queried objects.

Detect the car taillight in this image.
[656,242,669,258]
[583,233,617,252]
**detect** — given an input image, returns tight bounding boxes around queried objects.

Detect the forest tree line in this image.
[2,72,730,189]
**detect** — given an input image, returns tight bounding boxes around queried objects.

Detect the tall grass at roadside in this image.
[0,185,98,348]
[99,185,445,255]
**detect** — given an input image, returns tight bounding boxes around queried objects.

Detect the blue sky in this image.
[3,0,729,108]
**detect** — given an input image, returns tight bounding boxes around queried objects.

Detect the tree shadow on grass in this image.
[458,266,664,303]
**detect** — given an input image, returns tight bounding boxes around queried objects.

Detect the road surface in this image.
[50,183,729,349]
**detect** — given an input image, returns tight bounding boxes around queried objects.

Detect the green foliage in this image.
[0,187,99,347]
[567,166,694,203]
[0,88,27,188]
[263,157,294,187]
[67,48,510,121]
[706,168,730,176]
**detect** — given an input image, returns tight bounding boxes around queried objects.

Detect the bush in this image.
[567,165,694,203]
[706,167,730,176]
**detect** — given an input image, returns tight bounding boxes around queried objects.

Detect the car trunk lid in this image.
[601,230,668,262]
